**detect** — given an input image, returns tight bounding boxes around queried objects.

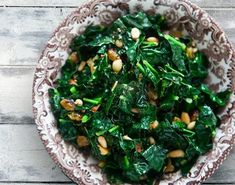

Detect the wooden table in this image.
[0,0,234,184]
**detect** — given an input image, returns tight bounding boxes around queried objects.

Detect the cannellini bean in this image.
[181,112,190,125]
[112,59,123,73]
[98,136,108,148]
[131,27,141,40]
[168,149,185,158]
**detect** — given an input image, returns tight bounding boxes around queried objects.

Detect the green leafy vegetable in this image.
[49,12,231,184]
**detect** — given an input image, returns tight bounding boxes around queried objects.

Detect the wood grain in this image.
[0,0,234,8]
[0,124,233,183]
[0,124,71,182]
[0,1,235,184]
[0,7,71,66]
[0,184,74,185]
[0,8,235,66]
[0,67,34,124]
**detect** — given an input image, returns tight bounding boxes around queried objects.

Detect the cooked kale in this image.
[49,12,231,184]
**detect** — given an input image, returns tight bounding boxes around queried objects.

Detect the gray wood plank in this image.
[0,184,231,185]
[0,8,235,66]
[0,7,72,66]
[0,124,234,183]
[0,0,234,8]
[0,67,34,124]
[0,184,74,185]
[0,0,83,7]
[0,124,71,182]
[0,184,73,185]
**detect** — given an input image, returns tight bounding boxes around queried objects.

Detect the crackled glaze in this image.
[32,0,235,184]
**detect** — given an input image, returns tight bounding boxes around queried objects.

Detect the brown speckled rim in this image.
[32,1,91,184]
[32,0,235,184]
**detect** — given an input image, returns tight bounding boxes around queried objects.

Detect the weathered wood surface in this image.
[0,0,235,184]
[0,0,234,8]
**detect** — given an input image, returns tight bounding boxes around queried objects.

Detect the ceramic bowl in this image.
[32,0,235,184]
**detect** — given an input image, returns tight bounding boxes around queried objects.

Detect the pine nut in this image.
[111,81,118,92]
[69,52,78,63]
[149,137,156,145]
[98,161,106,168]
[123,135,132,141]
[140,175,147,180]
[149,120,159,130]
[91,104,101,112]
[78,61,86,71]
[60,99,75,111]
[191,110,199,121]
[112,59,123,73]
[68,79,78,86]
[98,136,107,148]
[68,112,83,121]
[135,143,142,153]
[115,40,123,48]
[87,58,95,73]
[164,165,175,173]
[77,136,89,147]
[131,27,141,40]
[131,108,140,114]
[74,99,83,106]
[187,121,196,130]
[108,49,119,61]
[186,47,194,59]
[98,144,109,155]
[168,149,185,158]
[173,117,181,122]
[147,89,158,100]
[181,112,190,125]
[147,37,159,44]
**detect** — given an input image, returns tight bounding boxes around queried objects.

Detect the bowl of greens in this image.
[32,0,235,184]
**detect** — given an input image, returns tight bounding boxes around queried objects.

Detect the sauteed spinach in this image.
[49,12,231,184]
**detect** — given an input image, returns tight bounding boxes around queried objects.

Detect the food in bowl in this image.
[48,12,231,184]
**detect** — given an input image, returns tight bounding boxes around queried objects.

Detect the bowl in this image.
[32,0,235,184]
